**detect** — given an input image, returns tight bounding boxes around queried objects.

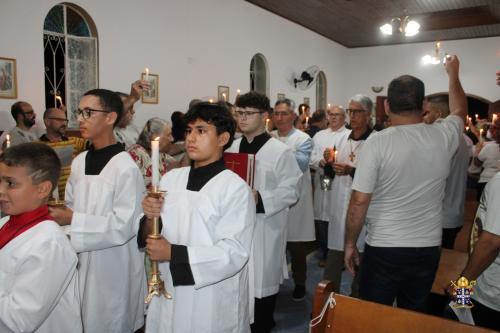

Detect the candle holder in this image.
[145,186,172,304]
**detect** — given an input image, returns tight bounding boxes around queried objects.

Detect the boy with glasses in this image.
[49,89,146,333]
[227,91,301,333]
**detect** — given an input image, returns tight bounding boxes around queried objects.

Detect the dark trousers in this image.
[441,227,462,249]
[359,244,441,312]
[287,241,314,286]
[251,294,278,333]
[324,249,362,297]
[315,220,329,259]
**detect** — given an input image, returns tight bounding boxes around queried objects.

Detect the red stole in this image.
[0,205,53,250]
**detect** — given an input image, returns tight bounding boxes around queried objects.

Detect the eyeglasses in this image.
[346,109,366,116]
[22,110,35,117]
[235,110,264,118]
[76,107,111,119]
[327,113,345,118]
[47,117,68,123]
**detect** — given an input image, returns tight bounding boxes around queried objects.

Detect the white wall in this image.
[343,37,500,104]
[0,0,498,133]
[0,0,348,131]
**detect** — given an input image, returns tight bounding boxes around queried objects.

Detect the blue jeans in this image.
[359,244,441,312]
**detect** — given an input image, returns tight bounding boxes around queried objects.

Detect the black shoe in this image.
[292,285,306,301]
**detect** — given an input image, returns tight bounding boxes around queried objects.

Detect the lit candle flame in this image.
[209,99,214,103]
[327,103,331,109]
[236,89,241,95]
[5,134,11,148]
[265,118,270,132]
[222,93,226,101]
[55,95,62,103]
[144,67,149,81]
[493,114,498,123]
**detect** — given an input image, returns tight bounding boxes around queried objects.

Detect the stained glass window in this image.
[43,3,97,127]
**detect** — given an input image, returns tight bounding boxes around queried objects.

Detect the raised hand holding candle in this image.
[151,137,160,188]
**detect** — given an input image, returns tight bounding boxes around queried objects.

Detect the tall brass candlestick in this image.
[145,186,172,304]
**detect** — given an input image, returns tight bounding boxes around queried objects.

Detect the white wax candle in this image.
[327,103,331,109]
[493,114,498,123]
[265,118,270,132]
[55,95,62,106]
[222,93,226,101]
[151,137,160,188]
[475,114,479,120]
[145,67,149,81]
[305,116,309,128]
[5,134,10,148]
[236,89,241,95]
[209,99,214,103]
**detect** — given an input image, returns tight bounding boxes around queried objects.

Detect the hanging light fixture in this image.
[380,16,420,37]
[422,42,443,65]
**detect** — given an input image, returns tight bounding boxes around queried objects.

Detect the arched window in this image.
[250,53,269,96]
[44,3,98,127]
[316,71,327,110]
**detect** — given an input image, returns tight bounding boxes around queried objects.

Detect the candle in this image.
[222,93,226,102]
[465,126,469,132]
[5,134,10,148]
[151,137,160,188]
[209,98,214,103]
[301,105,305,114]
[327,103,331,109]
[493,114,498,123]
[55,95,62,106]
[467,116,472,123]
[145,67,149,81]
[480,128,484,137]
[236,89,241,95]
[305,116,309,128]
[265,118,270,132]
[328,146,337,163]
[475,114,479,121]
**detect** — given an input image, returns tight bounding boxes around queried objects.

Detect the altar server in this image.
[49,89,146,333]
[227,91,301,333]
[0,143,81,333]
[141,102,255,333]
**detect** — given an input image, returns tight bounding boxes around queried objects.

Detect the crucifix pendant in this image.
[349,152,356,162]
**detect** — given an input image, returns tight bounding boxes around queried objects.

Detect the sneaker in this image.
[292,285,306,301]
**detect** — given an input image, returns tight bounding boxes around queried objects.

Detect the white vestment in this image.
[146,167,255,333]
[0,219,82,333]
[309,127,351,221]
[227,137,301,297]
[274,129,315,241]
[327,135,371,251]
[66,152,146,333]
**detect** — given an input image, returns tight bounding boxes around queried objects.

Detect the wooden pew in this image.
[432,248,469,295]
[311,280,496,333]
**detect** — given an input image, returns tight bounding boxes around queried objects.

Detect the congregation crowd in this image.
[0,55,499,333]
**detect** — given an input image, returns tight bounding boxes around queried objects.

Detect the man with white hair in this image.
[272,98,315,301]
[309,105,350,266]
[324,94,373,297]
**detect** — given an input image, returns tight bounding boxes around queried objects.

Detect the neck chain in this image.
[348,139,363,162]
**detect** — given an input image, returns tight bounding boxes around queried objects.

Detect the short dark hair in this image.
[387,75,425,114]
[0,142,61,193]
[311,109,326,123]
[184,102,236,150]
[43,107,60,119]
[84,89,124,126]
[11,101,27,121]
[235,91,270,113]
[428,95,450,117]
[298,103,310,115]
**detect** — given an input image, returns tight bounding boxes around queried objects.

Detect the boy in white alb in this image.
[227,92,301,333]
[49,89,146,333]
[0,142,81,333]
[141,102,255,333]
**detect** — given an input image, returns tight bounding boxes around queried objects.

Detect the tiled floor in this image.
[272,253,353,333]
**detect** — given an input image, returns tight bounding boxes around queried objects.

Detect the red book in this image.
[223,152,256,188]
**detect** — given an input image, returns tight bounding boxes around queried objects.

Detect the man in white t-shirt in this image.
[344,55,467,312]
[423,95,471,249]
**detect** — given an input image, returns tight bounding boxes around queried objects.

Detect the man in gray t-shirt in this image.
[343,55,467,312]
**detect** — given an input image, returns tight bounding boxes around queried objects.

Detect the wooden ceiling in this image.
[245,0,500,48]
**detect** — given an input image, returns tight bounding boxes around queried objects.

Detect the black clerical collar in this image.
[39,134,69,142]
[239,132,271,154]
[348,127,373,141]
[85,143,124,175]
[187,158,226,192]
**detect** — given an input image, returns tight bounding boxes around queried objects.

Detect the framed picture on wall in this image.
[0,57,17,99]
[141,72,159,104]
[277,93,285,100]
[217,85,229,102]
[303,97,310,105]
